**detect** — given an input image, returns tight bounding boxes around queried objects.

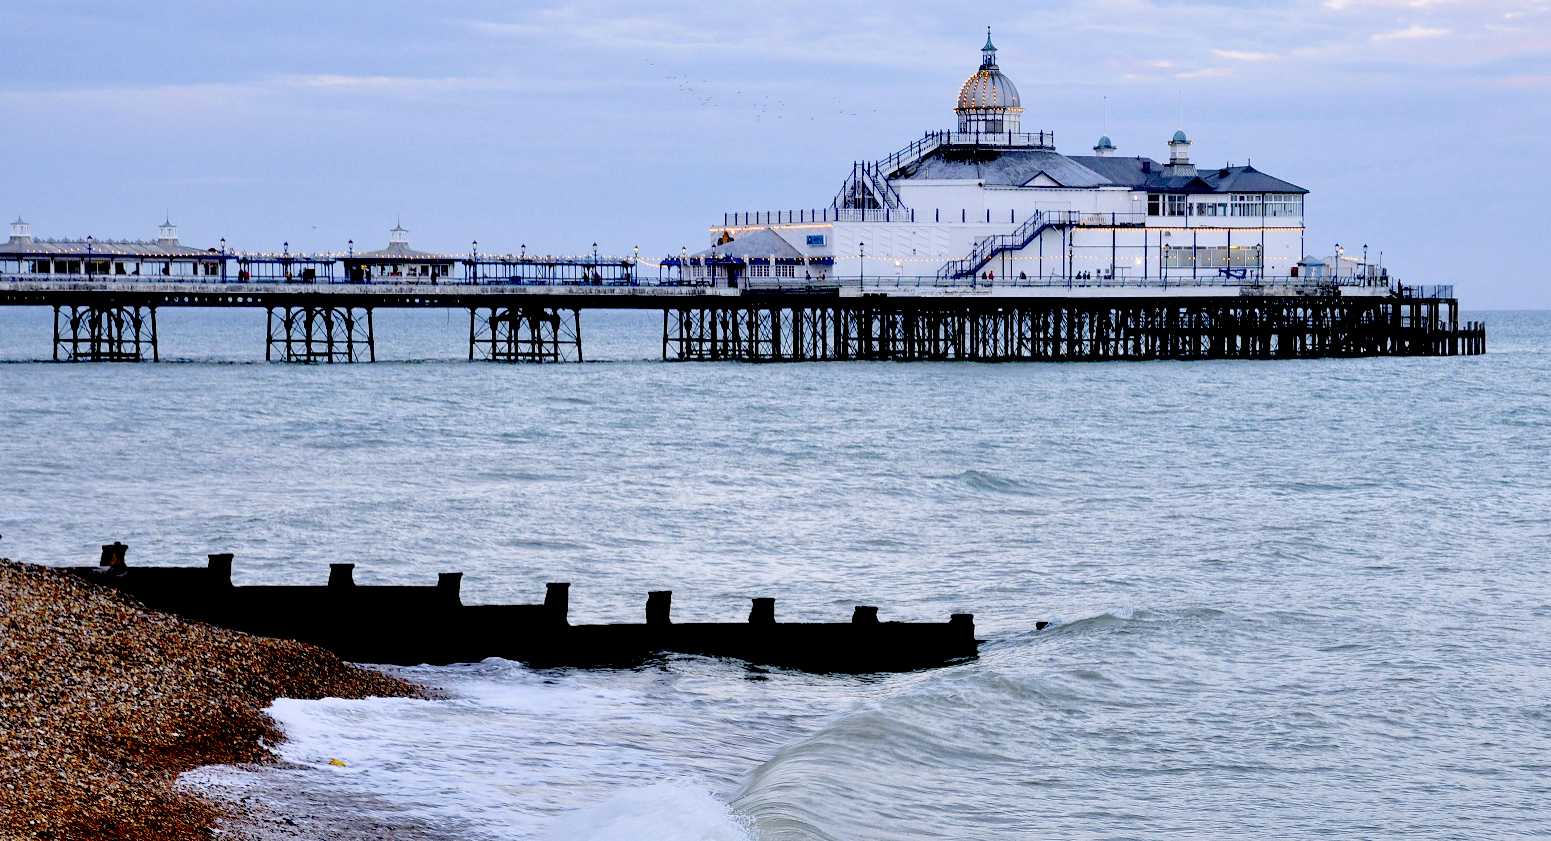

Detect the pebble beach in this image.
[0,559,425,841]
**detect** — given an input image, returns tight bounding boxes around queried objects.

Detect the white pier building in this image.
[681,32,1337,292]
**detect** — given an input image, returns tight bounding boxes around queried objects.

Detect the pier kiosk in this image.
[342,224,454,283]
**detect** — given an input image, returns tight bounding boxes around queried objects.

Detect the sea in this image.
[2,306,1548,840]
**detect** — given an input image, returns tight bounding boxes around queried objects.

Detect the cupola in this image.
[389,223,410,247]
[1164,130,1196,176]
[8,216,32,244]
[955,28,1023,134]
[1093,135,1116,157]
[157,217,180,246]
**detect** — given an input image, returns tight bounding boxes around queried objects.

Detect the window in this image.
[1165,195,1188,217]
[750,264,770,278]
[775,265,796,278]
[1194,200,1228,217]
[1230,194,1264,217]
[1265,195,1303,217]
[1231,245,1263,267]
[1190,245,1263,268]
[1164,246,1194,268]
[1147,193,1162,216]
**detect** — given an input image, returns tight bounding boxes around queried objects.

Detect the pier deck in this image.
[0,277,1486,362]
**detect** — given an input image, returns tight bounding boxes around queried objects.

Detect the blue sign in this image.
[806,234,826,247]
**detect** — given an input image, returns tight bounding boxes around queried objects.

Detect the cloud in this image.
[1176,67,1234,79]
[1211,49,1278,62]
[1371,25,1452,41]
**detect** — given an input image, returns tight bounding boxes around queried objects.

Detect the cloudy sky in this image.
[3,0,1547,306]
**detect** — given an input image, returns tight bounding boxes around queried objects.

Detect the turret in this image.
[1164,130,1196,177]
[157,217,179,246]
[8,217,32,244]
[1093,135,1116,157]
[389,223,410,247]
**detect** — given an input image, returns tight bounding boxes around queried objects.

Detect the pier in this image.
[72,545,983,672]
[1,276,1486,362]
[0,215,1487,362]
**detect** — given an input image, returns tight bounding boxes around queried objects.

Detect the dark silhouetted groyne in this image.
[69,544,982,672]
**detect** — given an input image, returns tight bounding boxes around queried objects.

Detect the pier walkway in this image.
[0,276,1486,362]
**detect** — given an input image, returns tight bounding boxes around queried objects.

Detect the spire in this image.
[981,27,997,68]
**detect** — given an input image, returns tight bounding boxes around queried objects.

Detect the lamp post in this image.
[220,237,227,281]
[86,235,93,279]
[680,246,689,285]
[471,240,479,284]
[1362,243,1368,283]
[1335,243,1343,280]
[859,241,865,290]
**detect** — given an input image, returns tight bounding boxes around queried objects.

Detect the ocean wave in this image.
[947,469,1039,496]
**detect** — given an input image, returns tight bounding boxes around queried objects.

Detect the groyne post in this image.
[328,563,355,589]
[646,590,672,625]
[749,597,775,624]
[544,582,570,625]
[207,553,234,587]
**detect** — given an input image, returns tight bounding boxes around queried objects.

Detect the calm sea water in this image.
[3,307,1548,839]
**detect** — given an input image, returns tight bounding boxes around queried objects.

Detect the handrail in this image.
[938,211,1081,279]
[0,273,1451,296]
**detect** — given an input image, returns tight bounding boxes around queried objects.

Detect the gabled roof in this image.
[1198,164,1308,194]
[696,228,801,260]
[350,242,454,262]
[0,238,218,259]
[1064,156,1306,194]
[893,148,1111,188]
[1065,155,1159,188]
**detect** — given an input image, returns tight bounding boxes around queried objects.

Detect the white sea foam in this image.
[186,657,858,839]
[540,781,753,841]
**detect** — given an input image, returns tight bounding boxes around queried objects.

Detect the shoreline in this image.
[0,559,428,841]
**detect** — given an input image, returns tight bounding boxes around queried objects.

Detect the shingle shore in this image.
[0,559,426,841]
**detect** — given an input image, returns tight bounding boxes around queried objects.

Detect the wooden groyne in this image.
[70,544,983,672]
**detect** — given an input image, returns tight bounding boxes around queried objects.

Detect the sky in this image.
[2,0,1548,307]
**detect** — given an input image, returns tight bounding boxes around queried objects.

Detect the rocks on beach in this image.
[0,559,425,841]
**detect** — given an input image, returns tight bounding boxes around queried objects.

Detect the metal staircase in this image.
[833,161,905,211]
[936,211,1078,280]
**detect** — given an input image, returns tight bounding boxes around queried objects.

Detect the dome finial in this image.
[982,27,997,67]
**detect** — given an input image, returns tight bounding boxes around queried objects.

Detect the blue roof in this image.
[1062,156,1307,194]
[1171,130,1189,143]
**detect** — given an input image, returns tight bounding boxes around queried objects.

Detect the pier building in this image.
[1,217,229,280]
[682,32,1315,288]
[342,224,455,282]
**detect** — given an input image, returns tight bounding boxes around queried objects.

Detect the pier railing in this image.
[1,273,1455,299]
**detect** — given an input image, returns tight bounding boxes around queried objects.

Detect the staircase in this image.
[937,211,1078,280]
[832,161,905,211]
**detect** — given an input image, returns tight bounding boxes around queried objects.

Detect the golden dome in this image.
[956,68,1022,112]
